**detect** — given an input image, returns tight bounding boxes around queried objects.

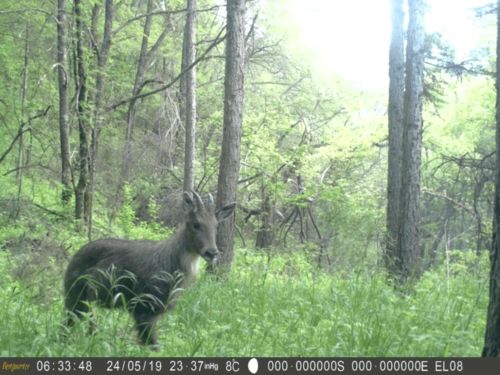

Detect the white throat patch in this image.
[183,252,200,279]
[190,255,200,276]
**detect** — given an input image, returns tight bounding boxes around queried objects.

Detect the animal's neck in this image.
[169,224,192,253]
[158,224,200,277]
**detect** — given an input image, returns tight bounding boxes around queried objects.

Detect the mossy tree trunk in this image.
[482,0,500,357]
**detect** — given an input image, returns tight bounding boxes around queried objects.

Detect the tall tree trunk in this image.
[182,0,197,192]
[56,0,72,203]
[214,0,246,270]
[74,0,90,226]
[398,0,426,280]
[482,0,500,357]
[385,0,405,278]
[16,23,29,217]
[88,0,113,239]
[115,1,169,209]
[121,0,153,186]
[179,5,189,128]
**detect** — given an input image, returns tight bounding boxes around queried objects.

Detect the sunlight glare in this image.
[288,0,492,91]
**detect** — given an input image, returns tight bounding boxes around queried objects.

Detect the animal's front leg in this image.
[133,312,160,349]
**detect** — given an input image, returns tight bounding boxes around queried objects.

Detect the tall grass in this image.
[0,248,488,357]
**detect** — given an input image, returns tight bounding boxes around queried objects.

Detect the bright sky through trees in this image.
[287,0,492,91]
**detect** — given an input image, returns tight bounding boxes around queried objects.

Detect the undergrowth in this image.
[0,245,489,356]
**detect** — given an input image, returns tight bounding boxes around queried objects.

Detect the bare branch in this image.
[245,12,259,44]
[422,188,477,217]
[112,5,221,36]
[106,26,226,112]
[0,7,53,17]
[0,106,51,165]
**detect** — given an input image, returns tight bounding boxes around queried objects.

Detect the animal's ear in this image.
[216,203,236,222]
[183,192,196,212]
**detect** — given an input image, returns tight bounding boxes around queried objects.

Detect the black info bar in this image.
[1,357,498,375]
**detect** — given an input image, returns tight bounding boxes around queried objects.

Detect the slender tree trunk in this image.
[88,0,113,239]
[398,0,426,280]
[57,0,72,203]
[114,2,170,210]
[214,0,246,270]
[74,0,90,226]
[121,0,153,186]
[179,7,189,126]
[473,175,488,253]
[385,0,405,278]
[482,0,500,357]
[183,0,197,192]
[16,23,29,217]
[427,203,453,267]
[256,190,274,249]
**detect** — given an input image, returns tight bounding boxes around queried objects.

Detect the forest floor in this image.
[0,243,488,356]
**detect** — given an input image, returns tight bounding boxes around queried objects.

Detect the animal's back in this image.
[66,238,158,275]
[64,238,161,309]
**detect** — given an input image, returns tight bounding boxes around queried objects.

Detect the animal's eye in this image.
[193,222,201,230]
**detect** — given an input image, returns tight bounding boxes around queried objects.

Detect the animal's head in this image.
[182,191,235,263]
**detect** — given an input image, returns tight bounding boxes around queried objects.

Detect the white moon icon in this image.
[248,358,259,374]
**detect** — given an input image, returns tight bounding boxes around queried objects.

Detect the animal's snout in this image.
[202,248,219,262]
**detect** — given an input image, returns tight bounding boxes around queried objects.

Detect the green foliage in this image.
[426,77,494,155]
[0,248,488,356]
[116,185,171,241]
[117,185,136,238]
[421,76,495,253]
[0,0,496,359]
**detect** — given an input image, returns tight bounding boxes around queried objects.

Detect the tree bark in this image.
[482,0,500,357]
[88,0,113,239]
[256,191,274,249]
[74,0,90,225]
[121,0,153,186]
[214,0,246,270]
[398,0,426,280]
[182,0,197,192]
[15,23,29,217]
[385,0,405,278]
[56,0,72,203]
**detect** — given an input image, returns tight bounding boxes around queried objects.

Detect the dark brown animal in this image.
[63,191,235,348]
